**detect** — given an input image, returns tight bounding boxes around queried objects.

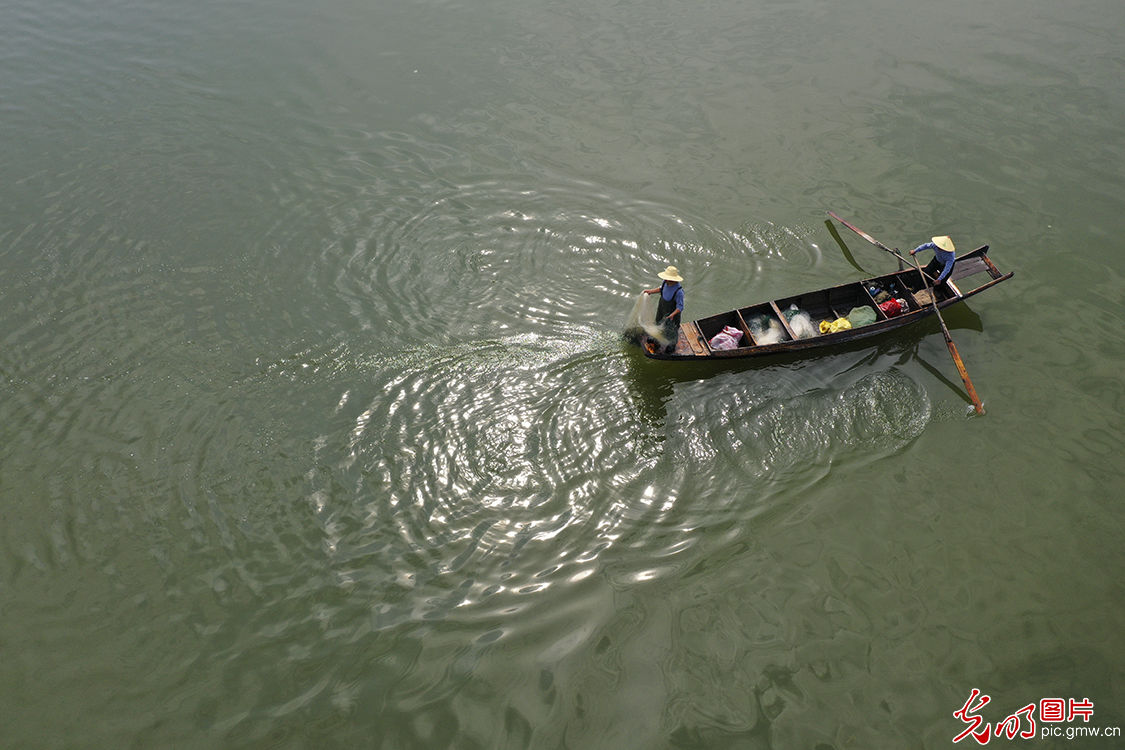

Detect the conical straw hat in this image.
[931,236,956,254]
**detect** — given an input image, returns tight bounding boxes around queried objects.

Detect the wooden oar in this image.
[828,211,986,415]
[910,253,985,414]
[828,211,920,273]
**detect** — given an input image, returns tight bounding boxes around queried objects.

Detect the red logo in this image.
[953,690,1096,744]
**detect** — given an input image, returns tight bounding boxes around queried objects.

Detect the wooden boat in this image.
[642,245,1013,360]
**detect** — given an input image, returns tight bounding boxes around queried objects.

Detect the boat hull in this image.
[642,246,1013,361]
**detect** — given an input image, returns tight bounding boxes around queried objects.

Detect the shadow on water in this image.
[824,218,877,275]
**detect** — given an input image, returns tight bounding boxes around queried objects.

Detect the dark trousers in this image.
[658,318,679,352]
[923,258,950,285]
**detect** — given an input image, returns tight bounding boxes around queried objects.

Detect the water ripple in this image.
[289,152,801,342]
[302,334,660,618]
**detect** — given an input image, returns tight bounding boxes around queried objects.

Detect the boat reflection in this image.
[621,300,987,426]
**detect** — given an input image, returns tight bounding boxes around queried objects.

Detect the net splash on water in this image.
[622,292,673,348]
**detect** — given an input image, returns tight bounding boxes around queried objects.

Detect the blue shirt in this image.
[661,282,684,313]
[913,242,955,283]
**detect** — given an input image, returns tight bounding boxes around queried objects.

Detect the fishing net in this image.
[623,292,673,347]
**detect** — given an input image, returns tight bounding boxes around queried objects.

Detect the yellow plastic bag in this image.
[819,317,853,334]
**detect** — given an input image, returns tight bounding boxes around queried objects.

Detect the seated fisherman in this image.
[909,235,958,294]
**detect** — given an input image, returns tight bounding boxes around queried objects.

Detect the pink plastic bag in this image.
[709,325,743,350]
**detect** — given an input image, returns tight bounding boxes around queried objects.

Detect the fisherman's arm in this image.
[935,252,956,283]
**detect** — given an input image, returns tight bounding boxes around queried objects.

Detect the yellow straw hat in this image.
[657,265,684,282]
[931,236,956,254]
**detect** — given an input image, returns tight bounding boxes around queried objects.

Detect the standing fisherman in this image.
[644,265,685,353]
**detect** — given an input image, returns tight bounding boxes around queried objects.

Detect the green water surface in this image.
[1,0,1123,747]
